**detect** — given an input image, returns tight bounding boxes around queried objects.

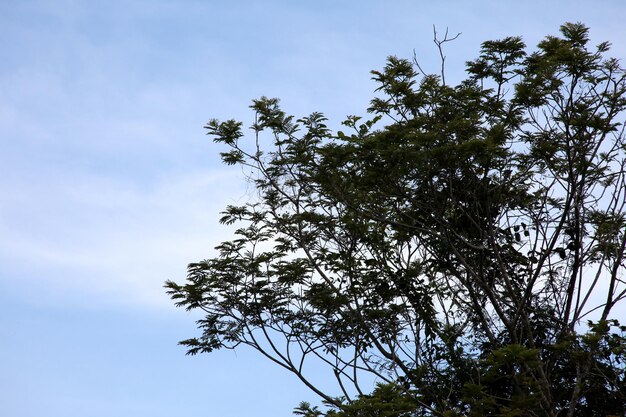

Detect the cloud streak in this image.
[0,166,245,309]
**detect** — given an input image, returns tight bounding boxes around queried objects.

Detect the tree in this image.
[166,23,626,416]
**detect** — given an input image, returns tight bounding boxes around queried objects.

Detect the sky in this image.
[1,1,625,416]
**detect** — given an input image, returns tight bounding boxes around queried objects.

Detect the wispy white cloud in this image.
[0,167,245,309]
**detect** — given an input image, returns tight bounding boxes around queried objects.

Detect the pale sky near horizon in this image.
[1,1,625,416]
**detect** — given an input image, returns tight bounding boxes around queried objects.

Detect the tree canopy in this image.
[166,23,626,416]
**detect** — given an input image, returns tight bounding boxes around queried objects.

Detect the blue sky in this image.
[1,1,625,416]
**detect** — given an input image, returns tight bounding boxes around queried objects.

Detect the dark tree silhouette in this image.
[167,23,626,417]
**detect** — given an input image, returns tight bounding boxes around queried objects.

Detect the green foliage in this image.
[326,384,420,417]
[167,23,626,417]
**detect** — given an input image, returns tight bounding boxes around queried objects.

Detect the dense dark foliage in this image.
[167,23,626,416]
